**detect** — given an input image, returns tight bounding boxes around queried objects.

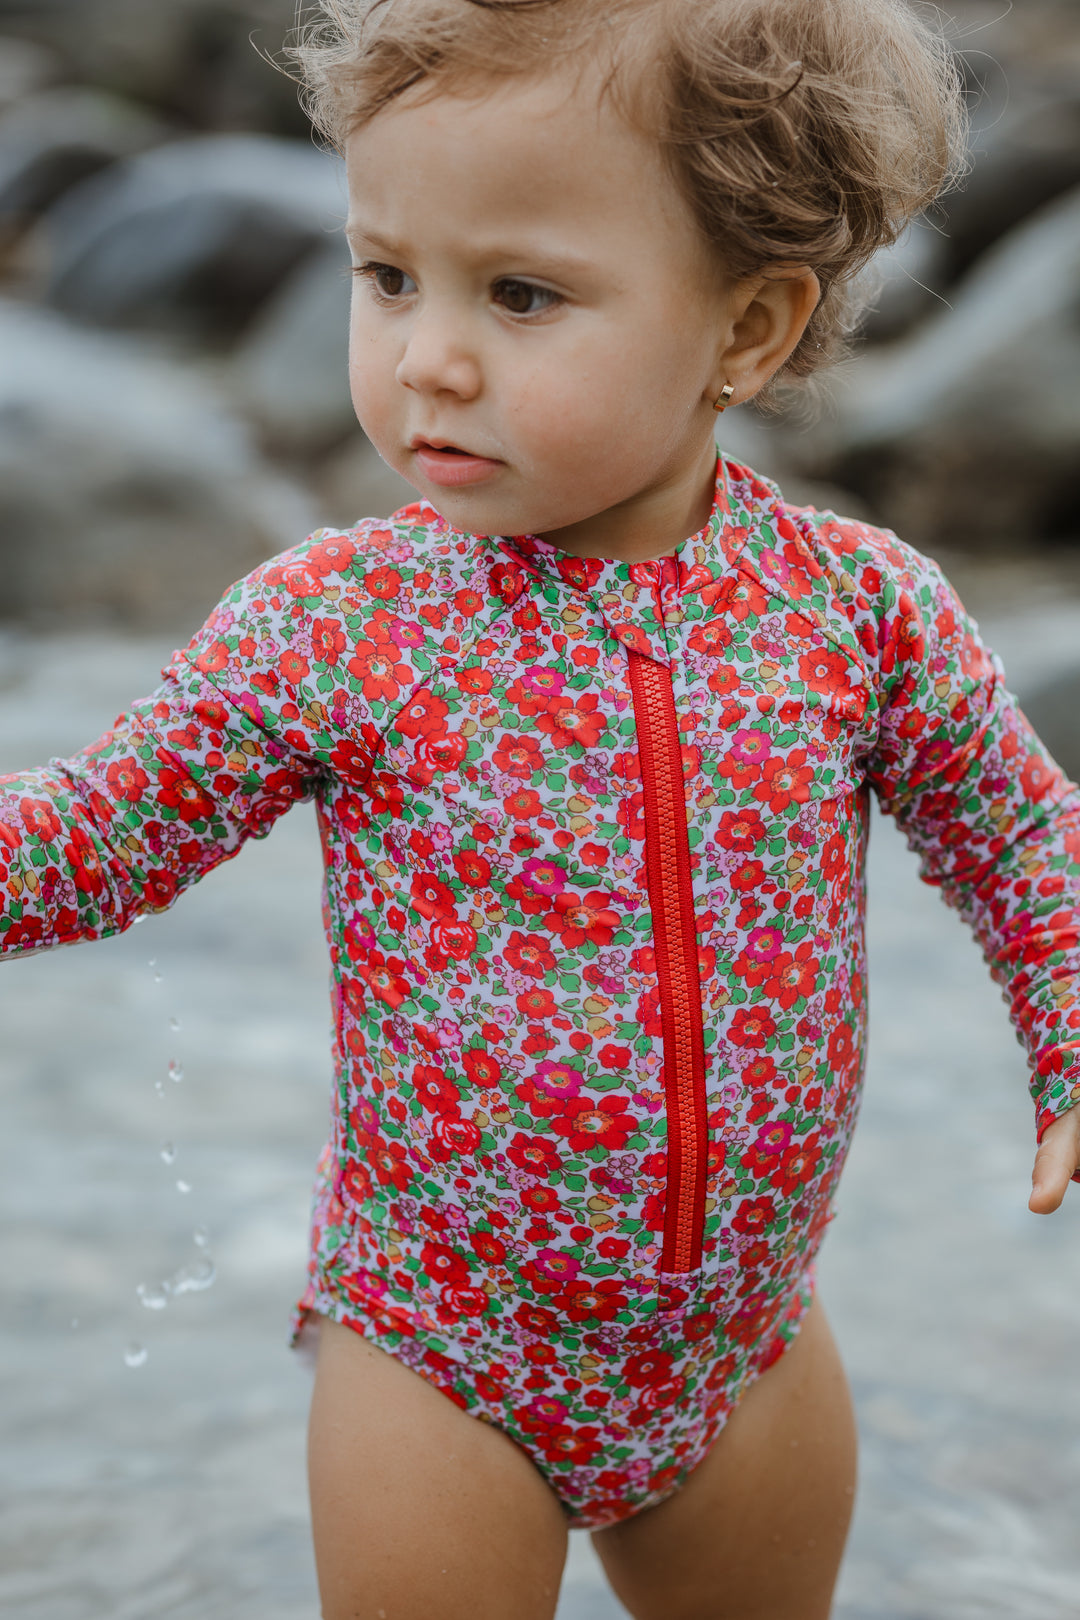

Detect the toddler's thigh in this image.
[591,1296,857,1620]
[308,1316,568,1620]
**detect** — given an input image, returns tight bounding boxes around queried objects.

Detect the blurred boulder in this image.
[41,134,346,345]
[813,185,1080,554]
[314,436,422,532]
[856,220,950,345]
[0,0,307,138]
[231,239,354,455]
[0,35,57,110]
[0,87,166,242]
[0,299,317,632]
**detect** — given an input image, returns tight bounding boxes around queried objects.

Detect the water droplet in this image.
[176,1178,192,1194]
[153,1077,165,1100]
[160,1141,176,1165]
[168,1060,184,1084]
[168,1016,181,1034]
[123,1342,148,1369]
[147,957,162,982]
[168,1256,216,1295]
[136,1282,169,1311]
[193,1226,210,1250]
[132,913,146,926]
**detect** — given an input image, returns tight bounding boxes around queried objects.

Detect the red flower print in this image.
[62,825,105,896]
[731,1194,777,1235]
[769,1133,822,1197]
[715,807,767,851]
[1021,753,1059,803]
[18,798,61,840]
[515,986,557,1018]
[471,1230,507,1265]
[521,1183,560,1215]
[155,767,213,824]
[195,639,230,675]
[359,949,410,1009]
[311,617,346,665]
[430,918,477,960]
[502,931,555,978]
[439,1285,489,1318]
[516,1059,583,1115]
[504,786,542,818]
[827,1021,855,1068]
[550,1096,635,1152]
[623,1349,674,1388]
[537,1425,604,1466]
[522,1248,581,1293]
[798,646,852,696]
[506,668,566,715]
[597,1044,630,1070]
[365,565,402,601]
[546,890,621,949]
[104,760,150,804]
[307,535,356,575]
[688,620,733,657]
[550,1278,628,1323]
[760,945,820,1009]
[535,692,608,750]
[453,848,491,888]
[430,1114,481,1157]
[421,1239,471,1288]
[410,872,456,920]
[417,732,468,774]
[740,1118,793,1178]
[279,649,310,685]
[507,1132,563,1177]
[462,1047,502,1087]
[346,640,411,704]
[414,1064,458,1113]
[456,665,492,695]
[493,735,545,779]
[395,689,449,739]
[729,1007,777,1049]
[752,751,814,813]
[370,1136,413,1193]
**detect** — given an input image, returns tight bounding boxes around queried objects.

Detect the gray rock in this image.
[313,434,425,531]
[42,134,347,344]
[814,185,1080,553]
[0,298,317,632]
[0,86,167,235]
[0,35,57,111]
[856,219,951,344]
[231,239,354,454]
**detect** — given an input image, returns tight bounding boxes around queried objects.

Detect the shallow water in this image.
[3,624,1080,1618]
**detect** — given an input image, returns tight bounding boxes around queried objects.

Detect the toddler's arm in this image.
[860,535,1080,1189]
[0,624,324,959]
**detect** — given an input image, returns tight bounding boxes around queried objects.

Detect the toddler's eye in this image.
[493,278,561,317]
[354,261,416,301]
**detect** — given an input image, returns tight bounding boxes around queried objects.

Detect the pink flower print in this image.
[519,855,568,899]
[516,1059,584,1115]
[524,1248,582,1291]
[524,1395,570,1427]
[729,729,771,769]
[743,925,785,966]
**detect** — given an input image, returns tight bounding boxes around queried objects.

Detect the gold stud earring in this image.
[713,383,736,413]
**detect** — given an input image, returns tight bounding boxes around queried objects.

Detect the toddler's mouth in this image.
[411,437,503,488]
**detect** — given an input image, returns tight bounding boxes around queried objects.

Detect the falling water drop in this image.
[168,1060,184,1084]
[168,1016,181,1034]
[153,1077,165,1100]
[136,1282,169,1312]
[123,1342,149,1369]
[176,1179,192,1194]
[148,957,163,984]
[160,1141,176,1165]
[168,1256,216,1295]
[132,913,146,926]
[193,1226,210,1250]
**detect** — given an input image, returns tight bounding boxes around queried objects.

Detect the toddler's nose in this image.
[396,311,483,401]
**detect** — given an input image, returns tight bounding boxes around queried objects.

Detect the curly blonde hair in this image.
[286,0,967,403]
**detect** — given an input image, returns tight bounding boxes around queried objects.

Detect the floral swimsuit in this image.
[3,456,1079,1528]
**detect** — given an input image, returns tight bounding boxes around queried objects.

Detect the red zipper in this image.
[628,651,708,1276]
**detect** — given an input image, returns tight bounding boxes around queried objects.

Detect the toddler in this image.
[4,1,1080,1616]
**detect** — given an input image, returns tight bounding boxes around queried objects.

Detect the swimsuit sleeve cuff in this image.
[1034,1055,1080,1182]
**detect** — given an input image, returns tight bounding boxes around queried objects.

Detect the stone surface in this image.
[42,134,347,344]
[813,185,1080,552]
[0,87,167,238]
[2,594,1080,1618]
[0,298,317,631]
[231,239,356,454]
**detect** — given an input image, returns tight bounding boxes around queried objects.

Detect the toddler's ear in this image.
[709,266,820,409]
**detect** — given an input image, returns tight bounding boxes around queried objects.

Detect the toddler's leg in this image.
[592,1295,856,1620]
[308,1316,568,1620]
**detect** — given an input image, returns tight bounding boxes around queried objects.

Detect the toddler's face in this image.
[344,69,735,554]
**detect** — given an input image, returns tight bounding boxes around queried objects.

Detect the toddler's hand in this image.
[1028,1106,1080,1213]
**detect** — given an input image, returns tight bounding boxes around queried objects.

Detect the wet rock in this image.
[813,185,1080,554]
[0,87,167,240]
[856,220,950,345]
[0,299,317,633]
[0,36,57,111]
[313,436,424,532]
[42,134,347,345]
[231,240,354,455]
